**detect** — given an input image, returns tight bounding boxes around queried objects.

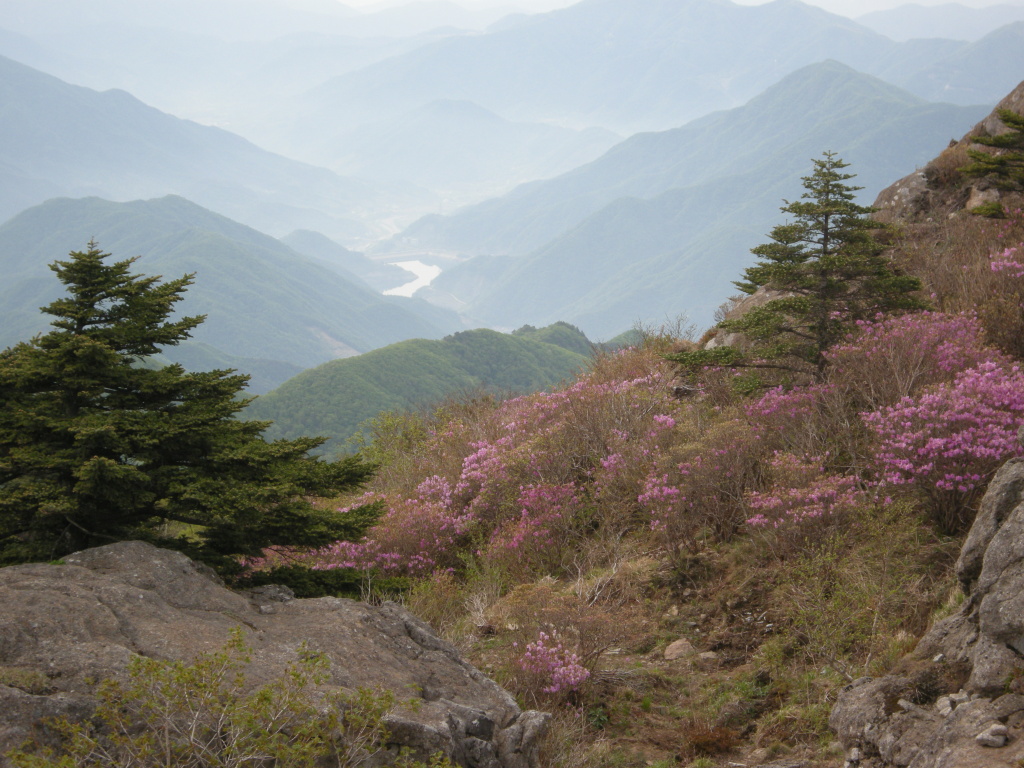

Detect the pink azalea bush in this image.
[514,631,590,704]
[639,416,765,554]
[990,244,1024,278]
[863,361,1024,531]
[484,483,583,580]
[254,345,683,579]
[742,312,1010,476]
[746,453,867,530]
[826,312,1004,409]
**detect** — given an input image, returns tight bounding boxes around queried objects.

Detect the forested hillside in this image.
[248,324,592,454]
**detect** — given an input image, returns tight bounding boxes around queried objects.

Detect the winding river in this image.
[382,260,443,298]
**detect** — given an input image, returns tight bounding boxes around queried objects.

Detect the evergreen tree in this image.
[0,243,378,568]
[668,152,925,389]
[962,108,1024,191]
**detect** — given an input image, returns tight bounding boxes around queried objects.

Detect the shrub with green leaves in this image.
[7,628,453,768]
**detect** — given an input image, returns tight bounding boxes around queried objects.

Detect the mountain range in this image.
[4,0,1024,221]
[0,196,462,392]
[0,54,413,243]
[1,0,1022,397]
[857,2,1024,42]
[321,99,621,206]
[289,0,1023,145]
[394,61,987,337]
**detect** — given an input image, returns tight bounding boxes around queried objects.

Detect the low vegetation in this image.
[8,629,455,768]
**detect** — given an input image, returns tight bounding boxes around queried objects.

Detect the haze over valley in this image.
[2,0,1023,386]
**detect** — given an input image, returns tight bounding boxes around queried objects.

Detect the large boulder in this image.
[830,455,1024,768]
[0,541,548,767]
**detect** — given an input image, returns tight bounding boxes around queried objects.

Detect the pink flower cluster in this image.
[990,244,1024,278]
[485,484,581,577]
[863,361,1024,495]
[746,384,823,424]
[516,631,590,696]
[828,312,998,382]
[279,351,681,577]
[746,453,864,528]
[314,481,475,576]
[639,472,683,533]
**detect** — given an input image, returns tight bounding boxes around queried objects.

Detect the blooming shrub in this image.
[897,204,1024,359]
[313,489,475,576]
[484,483,583,580]
[640,416,765,555]
[515,631,590,704]
[826,312,1005,409]
[863,361,1024,531]
[743,312,1008,476]
[990,242,1024,278]
[253,346,682,582]
[746,453,866,530]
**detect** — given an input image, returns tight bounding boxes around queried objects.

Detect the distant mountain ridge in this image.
[0,54,408,242]
[857,2,1024,42]
[396,61,984,257]
[402,62,987,337]
[323,99,620,205]
[0,196,463,392]
[291,0,1024,146]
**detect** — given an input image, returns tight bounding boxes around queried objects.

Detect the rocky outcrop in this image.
[830,453,1024,768]
[873,78,1024,223]
[699,289,789,352]
[0,541,548,767]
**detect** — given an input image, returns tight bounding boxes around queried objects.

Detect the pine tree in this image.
[962,108,1024,191]
[668,152,925,390]
[0,243,378,568]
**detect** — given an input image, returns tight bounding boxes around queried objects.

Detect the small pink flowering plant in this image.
[515,630,590,703]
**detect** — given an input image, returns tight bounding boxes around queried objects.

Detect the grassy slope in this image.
[271,125,1024,768]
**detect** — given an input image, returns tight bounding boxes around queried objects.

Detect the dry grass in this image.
[894,195,1024,358]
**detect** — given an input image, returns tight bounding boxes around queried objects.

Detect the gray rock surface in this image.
[663,638,696,660]
[0,541,548,767]
[830,457,1024,767]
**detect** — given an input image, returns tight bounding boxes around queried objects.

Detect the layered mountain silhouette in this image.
[291,0,1023,145]
[323,99,620,205]
[0,196,462,392]
[0,54,413,242]
[857,2,1024,42]
[400,62,987,337]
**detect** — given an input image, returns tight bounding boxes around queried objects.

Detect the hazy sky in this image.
[347,0,1024,18]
